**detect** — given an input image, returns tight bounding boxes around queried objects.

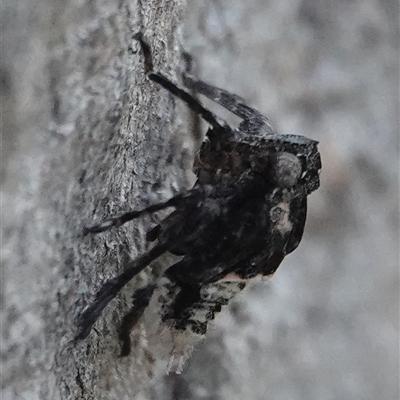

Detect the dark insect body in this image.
[76,33,321,365]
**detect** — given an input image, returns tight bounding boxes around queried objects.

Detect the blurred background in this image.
[152,1,399,399]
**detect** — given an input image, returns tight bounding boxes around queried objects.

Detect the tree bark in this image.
[2,0,190,398]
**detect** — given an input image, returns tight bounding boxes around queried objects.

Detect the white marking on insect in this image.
[270,202,292,235]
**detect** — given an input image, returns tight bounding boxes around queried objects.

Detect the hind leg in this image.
[118,284,157,356]
[75,244,168,341]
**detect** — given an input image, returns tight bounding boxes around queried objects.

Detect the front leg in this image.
[134,33,228,132]
[182,74,273,135]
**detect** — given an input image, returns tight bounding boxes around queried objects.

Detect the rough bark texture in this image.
[2,1,190,399]
[2,0,399,400]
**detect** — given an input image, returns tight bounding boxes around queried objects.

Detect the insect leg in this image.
[75,243,167,341]
[182,73,273,133]
[118,284,157,356]
[134,33,227,132]
[84,184,213,235]
[83,196,182,235]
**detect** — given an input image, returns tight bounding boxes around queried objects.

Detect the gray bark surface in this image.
[2,0,399,400]
[2,1,190,399]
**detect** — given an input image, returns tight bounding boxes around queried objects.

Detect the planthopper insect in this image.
[76,33,321,372]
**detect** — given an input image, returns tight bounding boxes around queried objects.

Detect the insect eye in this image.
[268,152,302,188]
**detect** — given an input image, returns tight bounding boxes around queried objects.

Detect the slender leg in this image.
[84,185,212,235]
[134,33,228,132]
[84,195,182,235]
[75,243,168,341]
[182,73,272,133]
[181,50,204,145]
[118,284,157,356]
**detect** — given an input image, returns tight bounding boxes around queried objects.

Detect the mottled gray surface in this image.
[2,0,398,399]
[153,1,399,399]
[2,0,188,398]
